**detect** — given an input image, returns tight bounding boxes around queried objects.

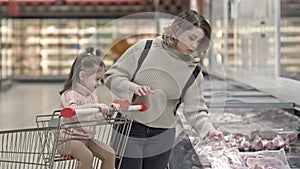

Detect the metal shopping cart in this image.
[0,108,135,169]
[0,111,60,169]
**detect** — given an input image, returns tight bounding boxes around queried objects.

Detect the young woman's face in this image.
[81,67,105,92]
[176,27,205,55]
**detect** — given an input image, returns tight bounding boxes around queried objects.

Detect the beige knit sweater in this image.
[104,37,216,138]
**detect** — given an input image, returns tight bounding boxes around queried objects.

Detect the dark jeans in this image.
[116,121,175,169]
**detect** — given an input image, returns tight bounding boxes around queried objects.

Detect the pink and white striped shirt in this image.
[59,83,104,141]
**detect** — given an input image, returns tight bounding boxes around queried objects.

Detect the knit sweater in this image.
[59,83,104,141]
[105,37,215,138]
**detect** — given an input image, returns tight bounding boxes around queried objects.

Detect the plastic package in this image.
[241,149,291,169]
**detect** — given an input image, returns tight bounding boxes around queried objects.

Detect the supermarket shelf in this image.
[11,18,167,80]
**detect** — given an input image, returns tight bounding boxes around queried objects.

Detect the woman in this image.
[104,10,222,169]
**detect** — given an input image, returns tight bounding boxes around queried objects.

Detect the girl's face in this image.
[81,67,105,92]
[176,27,205,55]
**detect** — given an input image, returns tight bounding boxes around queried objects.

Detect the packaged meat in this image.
[250,138,264,151]
[223,148,245,166]
[225,131,293,151]
[246,157,285,169]
[238,140,251,151]
[240,149,291,169]
[276,130,298,143]
[252,128,298,143]
[264,135,289,151]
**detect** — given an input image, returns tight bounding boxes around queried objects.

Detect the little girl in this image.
[57,47,116,169]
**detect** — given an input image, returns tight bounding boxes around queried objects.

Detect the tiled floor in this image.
[0,82,63,130]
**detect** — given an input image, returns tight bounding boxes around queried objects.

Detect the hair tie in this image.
[95,49,102,56]
[84,47,102,57]
[85,46,94,54]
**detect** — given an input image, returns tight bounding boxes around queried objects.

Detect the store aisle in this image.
[0,82,63,130]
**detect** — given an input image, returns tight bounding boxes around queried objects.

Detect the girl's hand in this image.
[98,103,109,118]
[108,103,118,117]
[209,130,223,140]
[134,85,154,96]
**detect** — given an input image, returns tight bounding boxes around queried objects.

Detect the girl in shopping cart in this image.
[58,47,116,169]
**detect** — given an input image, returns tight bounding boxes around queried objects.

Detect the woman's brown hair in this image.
[162,10,211,57]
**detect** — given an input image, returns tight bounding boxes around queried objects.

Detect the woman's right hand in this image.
[134,85,154,96]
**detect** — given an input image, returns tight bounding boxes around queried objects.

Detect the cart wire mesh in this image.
[0,110,133,169]
[0,126,58,169]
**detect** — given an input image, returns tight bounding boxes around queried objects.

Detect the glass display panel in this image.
[280,1,300,81]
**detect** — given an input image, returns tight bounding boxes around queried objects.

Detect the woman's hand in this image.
[134,85,154,96]
[209,130,223,140]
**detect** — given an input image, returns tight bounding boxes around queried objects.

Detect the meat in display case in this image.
[172,103,300,169]
[169,75,300,169]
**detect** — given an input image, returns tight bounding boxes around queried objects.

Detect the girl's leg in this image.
[89,139,115,169]
[57,140,93,169]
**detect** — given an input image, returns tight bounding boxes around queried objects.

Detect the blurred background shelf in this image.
[9,17,163,81]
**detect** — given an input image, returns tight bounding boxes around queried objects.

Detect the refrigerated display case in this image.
[280,2,300,81]
[13,19,43,77]
[11,17,163,81]
[280,23,300,80]
[207,0,300,106]
[173,105,300,169]
[209,0,235,68]
[169,74,300,169]
[12,19,81,79]
[0,18,13,90]
[40,19,80,76]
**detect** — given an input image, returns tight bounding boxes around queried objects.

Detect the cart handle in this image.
[61,102,147,118]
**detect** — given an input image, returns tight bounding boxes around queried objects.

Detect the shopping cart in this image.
[0,111,60,169]
[52,100,147,168]
[0,102,142,169]
[40,108,135,169]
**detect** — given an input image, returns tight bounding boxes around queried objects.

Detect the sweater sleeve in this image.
[104,40,147,102]
[61,91,97,109]
[182,69,216,138]
[61,91,104,121]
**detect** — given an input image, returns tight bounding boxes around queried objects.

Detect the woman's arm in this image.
[182,70,218,138]
[104,40,148,102]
